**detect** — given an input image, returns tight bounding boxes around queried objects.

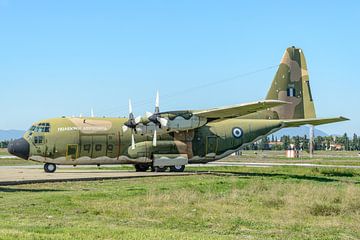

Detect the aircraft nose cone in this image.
[7,138,30,160]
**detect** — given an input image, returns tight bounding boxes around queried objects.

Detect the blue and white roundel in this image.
[232,127,243,138]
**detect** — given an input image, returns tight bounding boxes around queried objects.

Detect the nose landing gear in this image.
[44,163,57,173]
[134,164,150,172]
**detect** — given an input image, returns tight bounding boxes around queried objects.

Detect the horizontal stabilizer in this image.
[283,117,349,127]
[194,100,289,119]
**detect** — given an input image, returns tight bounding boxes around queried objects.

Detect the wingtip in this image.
[339,116,350,121]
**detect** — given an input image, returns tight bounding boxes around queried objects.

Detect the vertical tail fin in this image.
[266,46,316,119]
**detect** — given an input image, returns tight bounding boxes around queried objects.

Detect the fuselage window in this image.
[33,123,51,132]
[107,144,114,151]
[34,136,44,144]
[84,144,91,152]
[95,144,102,151]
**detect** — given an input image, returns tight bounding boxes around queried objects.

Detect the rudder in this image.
[266,46,316,119]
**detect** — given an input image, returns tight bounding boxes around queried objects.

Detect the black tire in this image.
[152,166,167,172]
[134,164,150,172]
[169,165,185,172]
[44,163,56,173]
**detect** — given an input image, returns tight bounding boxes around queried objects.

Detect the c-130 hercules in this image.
[8,46,348,173]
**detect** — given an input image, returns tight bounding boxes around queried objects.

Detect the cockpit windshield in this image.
[29,123,51,133]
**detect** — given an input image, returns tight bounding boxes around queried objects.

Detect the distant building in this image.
[329,143,344,151]
[268,141,283,148]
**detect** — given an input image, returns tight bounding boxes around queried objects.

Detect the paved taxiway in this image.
[0,168,196,186]
[1,161,360,185]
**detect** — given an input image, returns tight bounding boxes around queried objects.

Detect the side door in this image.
[66,144,78,160]
[206,136,218,158]
[92,135,107,158]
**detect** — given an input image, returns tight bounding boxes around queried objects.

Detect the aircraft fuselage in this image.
[10,117,283,166]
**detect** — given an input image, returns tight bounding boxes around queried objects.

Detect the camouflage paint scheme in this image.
[10,47,348,168]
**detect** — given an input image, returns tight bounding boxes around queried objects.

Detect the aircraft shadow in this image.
[0,187,69,193]
[198,171,344,183]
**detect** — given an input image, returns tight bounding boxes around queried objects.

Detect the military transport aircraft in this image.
[8,46,348,173]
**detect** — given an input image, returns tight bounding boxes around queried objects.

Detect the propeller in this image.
[122,99,141,149]
[147,91,168,146]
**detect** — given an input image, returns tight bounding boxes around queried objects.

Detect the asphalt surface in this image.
[0,168,196,186]
[1,161,359,186]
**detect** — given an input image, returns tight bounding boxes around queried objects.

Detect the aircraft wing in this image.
[193,100,289,119]
[283,117,349,127]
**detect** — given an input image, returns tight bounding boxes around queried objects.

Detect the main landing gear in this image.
[134,164,186,172]
[134,164,150,172]
[44,163,57,173]
[169,165,186,172]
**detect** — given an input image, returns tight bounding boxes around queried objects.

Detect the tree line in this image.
[0,140,10,148]
[243,133,360,151]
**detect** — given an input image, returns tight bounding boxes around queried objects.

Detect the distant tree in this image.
[303,135,309,151]
[352,134,358,150]
[258,137,270,150]
[294,136,300,150]
[282,135,291,150]
[0,141,9,148]
[343,133,350,151]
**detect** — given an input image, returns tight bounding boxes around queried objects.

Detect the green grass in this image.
[0,158,40,165]
[224,150,360,166]
[0,166,360,239]
[0,148,9,155]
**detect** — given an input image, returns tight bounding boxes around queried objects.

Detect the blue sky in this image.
[0,0,359,134]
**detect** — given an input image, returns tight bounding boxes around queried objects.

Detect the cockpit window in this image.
[30,123,51,133]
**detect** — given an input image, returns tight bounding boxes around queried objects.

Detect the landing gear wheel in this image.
[151,166,168,172]
[134,164,150,172]
[44,163,56,173]
[169,165,185,172]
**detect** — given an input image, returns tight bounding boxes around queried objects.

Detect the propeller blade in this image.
[131,133,135,150]
[91,108,94,117]
[135,116,142,124]
[159,117,168,127]
[122,125,128,132]
[153,129,157,147]
[155,90,160,112]
[128,99,133,114]
[145,111,153,118]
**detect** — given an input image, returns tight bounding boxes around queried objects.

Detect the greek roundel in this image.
[232,127,243,138]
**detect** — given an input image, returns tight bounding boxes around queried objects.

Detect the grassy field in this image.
[0,166,359,239]
[0,148,40,165]
[0,148,9,155]
[224,150,360,166]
